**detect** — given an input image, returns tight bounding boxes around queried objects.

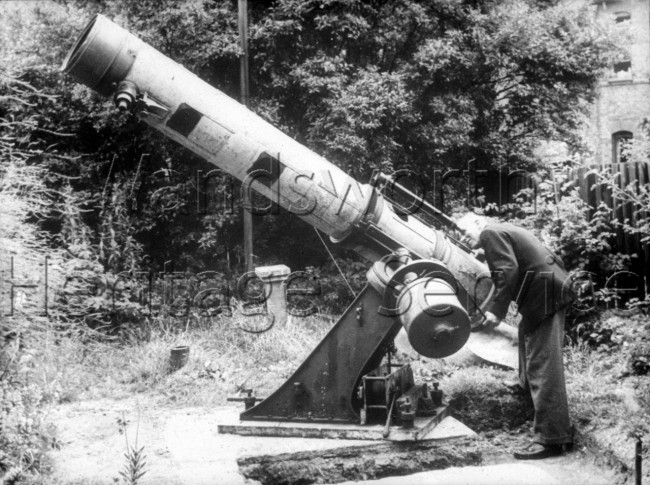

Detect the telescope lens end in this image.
[61,14,135,96]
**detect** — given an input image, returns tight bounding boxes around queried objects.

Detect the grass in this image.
[30,310,647,427]
[30,313,332,409]
[564,342,628,426]
[563,338,650,482]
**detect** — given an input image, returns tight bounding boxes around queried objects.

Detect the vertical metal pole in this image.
[44,255,48,316]
[238,0,250,107]
[635,438,643,485]
[239,0,254,272]
[9,256,14,316]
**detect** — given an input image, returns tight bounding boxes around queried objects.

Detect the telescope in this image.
[62,15,501,438]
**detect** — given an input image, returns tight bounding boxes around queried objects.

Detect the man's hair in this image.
[455,211,488,233]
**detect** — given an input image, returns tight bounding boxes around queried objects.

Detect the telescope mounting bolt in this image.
[431,382,443,407]
[114,81,138,111]
[243,388,257,410]
[403,271,418,285]
[398,398,415,428]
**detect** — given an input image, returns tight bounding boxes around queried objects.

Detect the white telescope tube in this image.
[61,14,492,313]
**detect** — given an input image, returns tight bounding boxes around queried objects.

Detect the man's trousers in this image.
[518,309,573,445]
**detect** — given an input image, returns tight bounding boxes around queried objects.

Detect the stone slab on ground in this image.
[236,415,480,484]
[218,406,474,441]
[238,436,481,484]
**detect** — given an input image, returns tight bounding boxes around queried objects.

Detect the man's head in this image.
[456,212,488,249]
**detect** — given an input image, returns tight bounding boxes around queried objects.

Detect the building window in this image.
[612,131,633,163]
[608,11,632,79]
[611,48,632,79]
[614,11,631,23]
[613,59,632,73]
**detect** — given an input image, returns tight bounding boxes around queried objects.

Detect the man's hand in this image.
[481,311,501,331]
[471,248,486,262]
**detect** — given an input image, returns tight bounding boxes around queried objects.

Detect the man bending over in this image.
[456,212,575,460]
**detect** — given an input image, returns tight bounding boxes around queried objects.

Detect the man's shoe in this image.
[513,443,563,460]
[502,380,527,395]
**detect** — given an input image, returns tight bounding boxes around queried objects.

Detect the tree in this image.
[3,0,619,276]
[246,0,616,180]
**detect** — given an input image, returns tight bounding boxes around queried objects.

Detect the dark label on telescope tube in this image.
[167,103,202,136]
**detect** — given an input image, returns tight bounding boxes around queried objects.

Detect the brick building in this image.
[590,0,650,163]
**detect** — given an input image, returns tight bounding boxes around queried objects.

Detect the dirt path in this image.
[47,398,378,485]
[46,397,623,485]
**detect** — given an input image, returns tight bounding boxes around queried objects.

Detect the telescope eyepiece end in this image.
[114,81,138,111]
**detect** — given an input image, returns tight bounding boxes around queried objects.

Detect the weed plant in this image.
[117,412,147,485]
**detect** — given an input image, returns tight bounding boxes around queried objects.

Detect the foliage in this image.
[0,342,59,480]
[305,258,367,314]
[503,177,623,275]
[574,317,616,349]
[594,124,650,308]
[0,0,616,287]
[489,163,646,345]
[52,182,150,340]
[628,378,650,439]
[2,1,240,281]
[119,444,147,485]
[563,314,650,456]
[0,82,62,482]
[246,0,617,178]
[117,413,148,485]
[566,310,650,390]
[628,342,650,376]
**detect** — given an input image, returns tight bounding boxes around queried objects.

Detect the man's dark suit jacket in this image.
[480,222,575,332]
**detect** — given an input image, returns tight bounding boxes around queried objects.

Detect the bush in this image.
[500,172,638,340]
[305,259,367,315]
[596,128,650,311]
[0,375,57,479]
[628,341,650,376]
[505,178,623,275]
